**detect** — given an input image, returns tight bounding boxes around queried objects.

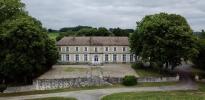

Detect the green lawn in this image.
[101,91,205,100]
[0,82,177,97]
[48,32,59,40]
[27,97,76,100]
[101,82,205,100]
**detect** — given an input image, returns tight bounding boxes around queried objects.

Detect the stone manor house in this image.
[56,37,136,64]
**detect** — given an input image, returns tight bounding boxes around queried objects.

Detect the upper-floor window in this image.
[95,47,98,52]
[76,47,79,52]
[84,47,88,52]
[123,47,126,52]
[105,47,109,52]
[66,47,69,52]
[114,47,117,51]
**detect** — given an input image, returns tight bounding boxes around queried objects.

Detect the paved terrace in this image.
[38,64,139,79]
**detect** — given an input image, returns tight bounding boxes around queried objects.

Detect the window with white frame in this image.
[123,47,126,52]
[76,47,79,52]
[94,55,98,62]
[105,47,109,51]
[66,47,69,52]
[113,54,117,62]
[66,54,69,61]
[84,54,88,62]
[105,54,108,62]
[95,47,98,52]
[76,54,79,62]
[123,54,126,62]
[114,47,117,51]
[84,47,87,52]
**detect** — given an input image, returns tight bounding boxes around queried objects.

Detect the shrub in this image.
[122,75,137,86]
[0,84,6,92]
[131,62,144,70]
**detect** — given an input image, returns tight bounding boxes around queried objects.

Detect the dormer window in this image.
[66,47,69,52]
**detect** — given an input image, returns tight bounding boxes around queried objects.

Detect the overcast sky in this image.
[22,0,205,31]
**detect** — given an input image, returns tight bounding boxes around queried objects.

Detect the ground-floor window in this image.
[66,54,69,62]
[76,54,79,62]
[113,54,117,62]
[105,54,108,62]
[94,55,98,62]
[84,54,88,62]
[123,54,126,62]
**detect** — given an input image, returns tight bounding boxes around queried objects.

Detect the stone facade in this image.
[57,37,136,64]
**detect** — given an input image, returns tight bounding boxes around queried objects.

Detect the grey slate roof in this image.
[56,37,129,46]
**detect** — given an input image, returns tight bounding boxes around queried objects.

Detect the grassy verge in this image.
[101,82,205,100]
[27,97,76,100]
[101,91,205,100]
[0,82,177,97]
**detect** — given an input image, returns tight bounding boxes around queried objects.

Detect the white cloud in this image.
[22,0,205,31]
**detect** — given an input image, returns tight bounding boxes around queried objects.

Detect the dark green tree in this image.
[193,39,205,69]
[130,13,198,70]
[96,27,112,36]
[109,28,131,36]
[0,0,58,84]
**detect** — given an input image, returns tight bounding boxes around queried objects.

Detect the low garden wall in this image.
[33,76,179,90]
[138,76,179,83]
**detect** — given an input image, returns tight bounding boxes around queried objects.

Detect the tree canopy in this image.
[130,13,198,70]
[0,0,58,84]
[55,27,133,41]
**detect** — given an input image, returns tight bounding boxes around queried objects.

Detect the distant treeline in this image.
[47,26,134,41]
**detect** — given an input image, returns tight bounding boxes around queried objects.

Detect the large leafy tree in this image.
[130,13,198,70]
[193,39,205,69]
[0,0,58,84]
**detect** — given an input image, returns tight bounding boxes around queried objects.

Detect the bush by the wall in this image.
[122,75,137,86]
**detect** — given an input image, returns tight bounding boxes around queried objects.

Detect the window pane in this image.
[123,54,126,62]
[66,54,69,61]
[84,54,87,61]
[113,54,117,62]
[105,54,108,62]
